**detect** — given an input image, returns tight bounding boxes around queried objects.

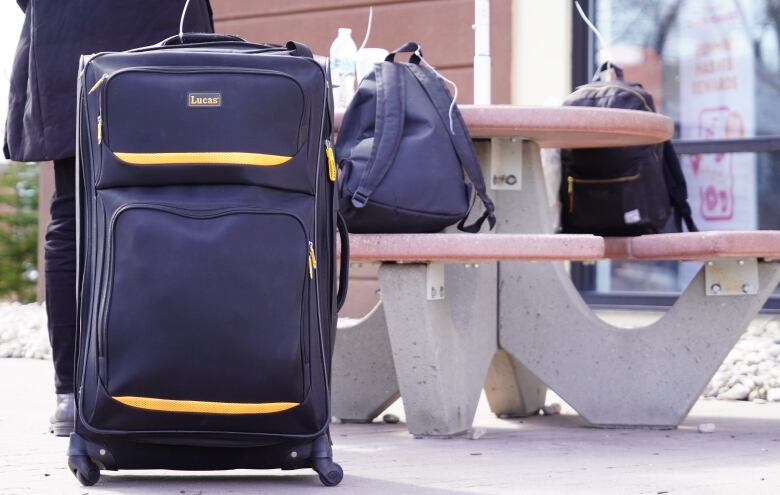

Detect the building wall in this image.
[511,0,572,105]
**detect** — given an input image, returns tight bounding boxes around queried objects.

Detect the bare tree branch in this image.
[655,0,683,56]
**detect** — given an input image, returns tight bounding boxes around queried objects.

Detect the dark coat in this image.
[4,0,214,162]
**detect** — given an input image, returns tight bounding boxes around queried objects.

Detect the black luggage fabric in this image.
[335,42,496,234]
[560,62,697,236]
[69,33,348,487]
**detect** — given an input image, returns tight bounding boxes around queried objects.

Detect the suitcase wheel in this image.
[68,455,101,486]
[313,458,343,487]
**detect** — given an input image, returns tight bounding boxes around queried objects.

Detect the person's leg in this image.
[45,157,77,436]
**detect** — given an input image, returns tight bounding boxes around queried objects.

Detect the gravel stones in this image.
[703,317,780,403]
[0,302,50,360]
[697,423,716,433]
[2,305,780,405]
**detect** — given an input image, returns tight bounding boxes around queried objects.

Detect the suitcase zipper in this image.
[308,241,317,279]
[325,140,336,182]
[567,173,641,213]
[89,74,109,144]
[88,74,108,94]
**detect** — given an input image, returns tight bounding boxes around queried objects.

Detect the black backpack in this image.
[560,62,697,236]
[335,42,496,233]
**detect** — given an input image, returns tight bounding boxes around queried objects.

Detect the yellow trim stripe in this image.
[113,396,299,414]
[113,151,291,167]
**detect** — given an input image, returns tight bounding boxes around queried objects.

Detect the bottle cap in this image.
[338,28,352,36]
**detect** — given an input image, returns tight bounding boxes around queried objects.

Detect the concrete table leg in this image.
[379,262,497,437]
[484,350,547,418]
[490,138,780,427]
[332,302,400,423]
[499,260,780,427]
[480,138,553,418]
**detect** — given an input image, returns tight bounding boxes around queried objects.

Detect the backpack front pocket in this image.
[566,172,647,232]
[99,204,311,415]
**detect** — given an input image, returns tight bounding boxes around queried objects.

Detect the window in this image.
[571,0,780,310]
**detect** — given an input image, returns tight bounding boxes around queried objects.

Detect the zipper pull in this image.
[97,115,103,144]
[88,74,108,95]
[325,140,336,182]
[308,241,317,279]
[567,176,574,213]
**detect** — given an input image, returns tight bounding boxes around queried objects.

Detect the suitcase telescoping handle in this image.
[336,213,349,312]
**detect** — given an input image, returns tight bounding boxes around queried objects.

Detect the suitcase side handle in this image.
[285,41,313,59]
[336,213,349,312]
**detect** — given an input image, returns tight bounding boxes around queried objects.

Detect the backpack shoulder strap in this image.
[406,63,496,232]
[662,140,698,232]
[350,62,406,208]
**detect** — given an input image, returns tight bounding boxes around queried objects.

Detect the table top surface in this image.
[334,105,674,149]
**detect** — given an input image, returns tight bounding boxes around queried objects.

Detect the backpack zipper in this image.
[567,173,641,213]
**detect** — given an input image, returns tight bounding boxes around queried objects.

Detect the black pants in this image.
[45,158,77,394]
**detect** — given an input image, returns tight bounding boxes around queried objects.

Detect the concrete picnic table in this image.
[330,104,672,435]
[329,105,780,436]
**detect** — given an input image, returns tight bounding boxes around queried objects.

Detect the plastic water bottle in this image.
[329,28,358,110]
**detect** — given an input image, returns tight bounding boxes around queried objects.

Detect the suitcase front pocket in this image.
[100,204,312,414]
[90,67,317,192]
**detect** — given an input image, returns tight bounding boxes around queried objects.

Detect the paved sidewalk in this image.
[2,358,780,494]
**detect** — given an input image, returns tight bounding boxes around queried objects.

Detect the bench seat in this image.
[347,233,604,263]
[346,231,780,264]
[605,231,780,260]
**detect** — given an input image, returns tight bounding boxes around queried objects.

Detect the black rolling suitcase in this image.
[69,33,348,487]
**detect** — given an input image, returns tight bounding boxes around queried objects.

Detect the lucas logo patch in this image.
[188,92,222,107]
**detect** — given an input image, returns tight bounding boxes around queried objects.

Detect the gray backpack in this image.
[334,42,496,233]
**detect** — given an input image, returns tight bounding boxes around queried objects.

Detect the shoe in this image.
[49,393,75,437]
